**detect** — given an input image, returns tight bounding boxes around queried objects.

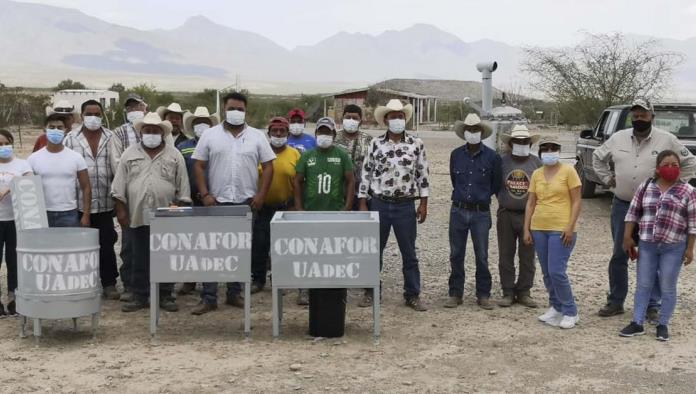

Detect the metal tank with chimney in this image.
[464,61,527,152]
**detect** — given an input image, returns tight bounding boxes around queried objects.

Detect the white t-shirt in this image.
[28,147,88,212]
[0,158,33,221]
[191,124,276,203]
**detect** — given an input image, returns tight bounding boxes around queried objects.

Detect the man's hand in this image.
[116,211,129,228]
[202,194,216,207]
[80,213,90,227]
[416,202,428,224]
[523,230,533,246]
[608,177,616,188]
[684,248,694,266]
[250,194,264,211]
[561,226,575,247]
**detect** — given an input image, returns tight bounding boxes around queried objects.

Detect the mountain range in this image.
[1,0,695,98]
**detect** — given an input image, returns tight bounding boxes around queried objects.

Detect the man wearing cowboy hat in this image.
[157,103,190,147]
[112,112,191,313]
[358,99,430,311]
[445,113,502,310]
[34,100,78,152]
[495,124,541,308]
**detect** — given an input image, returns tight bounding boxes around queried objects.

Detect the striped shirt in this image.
[625,179,696,244]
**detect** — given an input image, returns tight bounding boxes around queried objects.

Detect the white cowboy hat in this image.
[500,124,541,145]
[374,99,413,126]
[453,113,493,140]
[156,103,187,120]
[134,112,173,136]
[184,106,219,133]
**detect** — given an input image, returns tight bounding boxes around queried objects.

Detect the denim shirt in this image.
[450,144,502,204]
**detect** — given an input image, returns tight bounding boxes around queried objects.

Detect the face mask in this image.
[0,145,13,159]
[541,151,560,166]
[270,136,288,148]
[193,123,210,139]
[316,135,334,148]
[342,119,360,133]
[46,128,65,144]
[83,116,102,131]
[657,165,680,182]
[225,110,245,126]
[388,119,406,134]
[142,134,163,149]
[512,143,531,157]
[289,123,305,136]
[126,111,144,123]
[464,131,481,145]
[632,120,652,134]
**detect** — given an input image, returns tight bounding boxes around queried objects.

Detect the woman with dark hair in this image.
[620,150,696,342]
[0,129,33,316]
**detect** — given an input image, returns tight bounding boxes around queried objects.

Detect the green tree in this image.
[53,79,87,91]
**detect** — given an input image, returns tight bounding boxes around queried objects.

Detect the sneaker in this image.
[559,314,579,329]
[358,290,373,308]
[545,314,563,327]
[122,299,149,312]
[250,282,265,294]
[103,285,120,300]
[6,300,16,316]
[178,282,196,295]
[191,302,217,316]
[444,296,463,308]
[159,297,179,312]
[497,295,515,307]
[619,321,646,337]
[296,289,309,306]
[538,307,562,323]
[646,307,660,325]
[120,291,134,303]
[405,296,427,312]
[656,325,669,342]
[516,295,538,309]
[598,303,624,317]
[226,294,245,308]
[477,297,494,310]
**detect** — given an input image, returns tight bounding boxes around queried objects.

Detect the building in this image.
[48,89,120,114]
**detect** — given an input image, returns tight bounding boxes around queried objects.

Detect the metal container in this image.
[16,228,101,319]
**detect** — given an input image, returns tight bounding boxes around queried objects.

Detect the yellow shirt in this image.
[260,146,300,206]
[529,163,581,231]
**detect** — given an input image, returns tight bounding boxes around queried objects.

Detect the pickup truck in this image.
[575,103,696,198]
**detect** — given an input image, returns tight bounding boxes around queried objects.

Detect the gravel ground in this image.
[0,130,695,393]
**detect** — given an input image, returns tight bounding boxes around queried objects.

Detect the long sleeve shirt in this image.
[450,144,502,205]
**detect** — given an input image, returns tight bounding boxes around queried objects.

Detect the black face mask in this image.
[632,120,652,134]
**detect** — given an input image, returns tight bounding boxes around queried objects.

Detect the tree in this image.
[53,79,87,91]
[109,83,126,93]
[521,33,684,125]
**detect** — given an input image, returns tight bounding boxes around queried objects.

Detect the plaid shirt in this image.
[63,127,119,213]
[625,179,696,244]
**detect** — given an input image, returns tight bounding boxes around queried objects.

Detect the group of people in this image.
[0,94,693,341]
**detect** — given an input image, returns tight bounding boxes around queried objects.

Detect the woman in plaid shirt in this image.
[621,150,696,341]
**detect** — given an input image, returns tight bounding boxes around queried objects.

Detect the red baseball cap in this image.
[268,116,289,130]
[287,108,305,121]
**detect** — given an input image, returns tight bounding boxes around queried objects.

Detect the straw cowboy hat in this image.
[374,99,413,126]
[184,106,219,133]
[453,113,493,140]
[500,124,541,145]
[134,112,173,136]
[156,102,187,120]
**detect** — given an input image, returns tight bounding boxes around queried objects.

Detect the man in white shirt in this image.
[191,92,275,314]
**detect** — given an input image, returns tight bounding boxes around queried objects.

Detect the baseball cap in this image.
[538,135,561,147]
[268,116,289,130]
[630,98,654,113]
[315,117,336,132]
[125,93,145,107]
[288,108,306,121]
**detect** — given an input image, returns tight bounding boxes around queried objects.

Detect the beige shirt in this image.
[111,143,191,227]
[593,127,696,201]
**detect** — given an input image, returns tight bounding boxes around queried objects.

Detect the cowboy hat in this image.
[374,99,413,126]
[134,112,173,136]
[156,103,187,120]
[453,113,492,140]
[500,124,541,145]
[184,106,219,133]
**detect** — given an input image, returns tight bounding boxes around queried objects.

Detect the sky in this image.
[15,0,696,48]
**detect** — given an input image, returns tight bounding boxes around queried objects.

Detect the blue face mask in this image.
[46,128,65,145]
[541,151,560,166]
[0,145,12,159]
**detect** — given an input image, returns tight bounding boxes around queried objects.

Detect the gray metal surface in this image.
[10,175,49,231]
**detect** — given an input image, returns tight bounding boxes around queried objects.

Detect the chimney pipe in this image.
[476,61,498,118]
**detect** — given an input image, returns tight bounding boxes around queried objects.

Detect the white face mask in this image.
[126,111,144,123]
[270,136,288,148]
[316,135,334,148]
[464,131,481,145]
[83,116,102,131]
[512,143,531,157]
[342,119,360,133]
[289,123,305,136]
[193,123,210,139]
[142,134,163,148]
[388,119,406,134]
[225,110,245,126]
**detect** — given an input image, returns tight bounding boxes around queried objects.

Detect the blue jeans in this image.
[532,231,578,316]
[633,241,686,326]
[372,198,421,300]
[448,206,492,298]
[609,198,661,308]
[47,209,79,227]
